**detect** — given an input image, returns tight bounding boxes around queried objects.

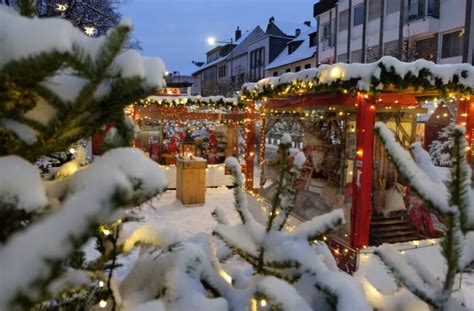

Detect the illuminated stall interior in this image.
[240,57,474,272]
[129,95,260,188]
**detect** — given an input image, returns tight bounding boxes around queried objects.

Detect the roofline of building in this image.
[313,0,337,17]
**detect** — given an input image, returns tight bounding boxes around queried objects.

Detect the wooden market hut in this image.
[129,95,260,188]
[239,56,474,272]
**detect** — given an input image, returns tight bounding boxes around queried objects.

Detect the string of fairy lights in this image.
[55,3,97,36]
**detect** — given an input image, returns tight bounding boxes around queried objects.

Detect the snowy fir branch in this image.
[254,276,312,311]
[0,5,169,309]
[374,122,474,309]
[374,245,442,308]
[211,135,371,310]
[448,126,474,232]
[0,7,166,161]
[374,122,450,215]
[0,148,167,309]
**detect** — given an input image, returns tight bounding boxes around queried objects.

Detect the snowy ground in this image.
[85,186,474,310]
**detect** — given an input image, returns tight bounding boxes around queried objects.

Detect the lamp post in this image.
[207,37,234,84]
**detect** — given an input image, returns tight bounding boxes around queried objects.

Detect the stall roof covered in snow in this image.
[144,95,237,106]
[240,57,474,100]
[266,27,317,70]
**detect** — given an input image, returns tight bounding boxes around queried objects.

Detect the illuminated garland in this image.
[239,56,474,103]
[136,95,245,109]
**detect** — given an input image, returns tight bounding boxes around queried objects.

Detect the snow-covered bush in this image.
[375,122,474,310]
[0,2,167,309]
[429,122,456,167]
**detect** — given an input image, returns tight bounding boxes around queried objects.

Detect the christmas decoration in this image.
[137,95,244,110]
[239,57,474,103]
[429,122,457,167]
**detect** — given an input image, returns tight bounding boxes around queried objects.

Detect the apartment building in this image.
[192,18,303,95]
[313,0,474,65]
[265,25,318,77]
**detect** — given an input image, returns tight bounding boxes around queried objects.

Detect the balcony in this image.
[405,0,440,23]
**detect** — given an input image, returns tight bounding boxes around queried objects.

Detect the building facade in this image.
[192,18,305,96]
[313,0,474,65]
[265,24,317,77]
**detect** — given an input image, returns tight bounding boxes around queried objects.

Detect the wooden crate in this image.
[176,159,207,205]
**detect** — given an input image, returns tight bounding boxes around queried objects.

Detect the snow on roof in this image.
[242,56,474,98]
[192,56,227,75]
[147,95,237,106]
[234,29,252,46]
[272,20,312,37]
[266,28,317,70]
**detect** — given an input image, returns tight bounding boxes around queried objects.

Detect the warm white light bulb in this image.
[84,26,96,36]
[260,299,267,307]
[55,3,68,12]
[99,300,107,308]
[69,148,76,154]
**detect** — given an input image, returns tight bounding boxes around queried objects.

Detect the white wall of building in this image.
[265,58,316,77]
[320,0,471,65]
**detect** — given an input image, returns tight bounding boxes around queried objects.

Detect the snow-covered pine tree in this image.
[374,122,474,310]
[0,2,167,309]
[429,122,456,167]
[212,134,371,310]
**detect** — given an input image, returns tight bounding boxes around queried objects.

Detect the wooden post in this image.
[245,116,256,190]
[350,95,376,249]
[457,98,474,160]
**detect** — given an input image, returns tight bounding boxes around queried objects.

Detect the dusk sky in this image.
[121,0,316,75]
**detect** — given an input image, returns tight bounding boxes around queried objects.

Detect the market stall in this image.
[240,56,474,272]
[130,95,260,189]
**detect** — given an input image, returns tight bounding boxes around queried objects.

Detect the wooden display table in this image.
[176,158,207,205]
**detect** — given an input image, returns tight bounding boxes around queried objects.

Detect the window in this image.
[415,36,437,61]
[383,40,399,57]
[442,30,464,58]
[218,65,226,78]
[309,32,317,47]
[305,63,311,69]
[367,45,380,62]
[407,0,425,21]
[386,0,400,15]
[250,47,265,81]
[427,0,440,17]
[286,68,291,73]
[338,53,348,62]
[295,66,301,72]
[321,22,332,49]
[353,4,365,27]
[368,0,382,21]
[273,71,279,76]
[351,49,363,62]
[339,10,349,31]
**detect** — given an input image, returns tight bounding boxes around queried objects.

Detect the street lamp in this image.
[207,36,234,82]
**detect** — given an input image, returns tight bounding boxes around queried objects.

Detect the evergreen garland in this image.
[239,57,474,104]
